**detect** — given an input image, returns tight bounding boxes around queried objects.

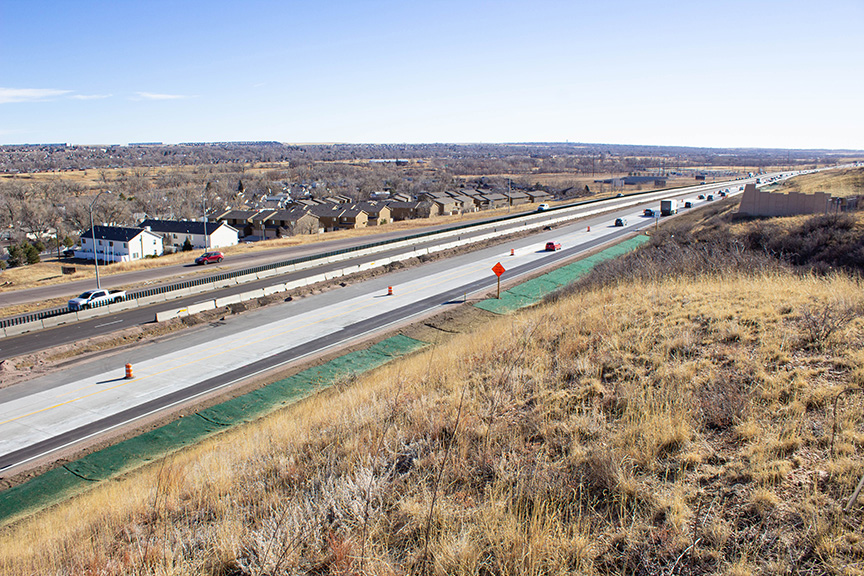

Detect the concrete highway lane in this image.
[0,214,644,472]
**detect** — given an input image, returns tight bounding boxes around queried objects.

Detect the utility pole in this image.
[203,193,208,251]
[88,190,112,289]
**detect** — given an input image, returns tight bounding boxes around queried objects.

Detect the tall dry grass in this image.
[1,261,863,574]
[780,166,864,198]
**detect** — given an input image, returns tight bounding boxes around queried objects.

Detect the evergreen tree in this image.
[25,243,40,264]
[6,244,24,267]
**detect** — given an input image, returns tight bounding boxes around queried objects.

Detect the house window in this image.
[123,242,127,248]
[109,241,114,247]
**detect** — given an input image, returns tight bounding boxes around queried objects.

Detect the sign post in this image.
[492,262,505,299]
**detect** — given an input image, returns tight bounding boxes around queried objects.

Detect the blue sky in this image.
[1,0,862,149]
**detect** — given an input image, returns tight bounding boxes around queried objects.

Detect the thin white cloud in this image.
[0,87,72,104]
[133,91,192,100]
[70,93,112,100]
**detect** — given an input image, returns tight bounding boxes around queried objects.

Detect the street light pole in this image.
[203,193,208,251]
[89,190,112,289]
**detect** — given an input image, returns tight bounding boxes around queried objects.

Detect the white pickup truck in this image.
[68,289,126,311]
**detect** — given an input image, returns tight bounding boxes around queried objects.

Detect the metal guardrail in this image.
[0,180,738,331]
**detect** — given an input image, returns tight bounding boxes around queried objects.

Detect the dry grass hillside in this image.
[779,167,864,198]
[1,209,863,575]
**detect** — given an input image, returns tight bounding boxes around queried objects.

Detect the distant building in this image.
[215,209,261,238]
[78,225,163,263]
[384,201,420,221]
[263,208,321,237]
[525,190,551,203]
[139,219,239,250]
[356,202,392,225]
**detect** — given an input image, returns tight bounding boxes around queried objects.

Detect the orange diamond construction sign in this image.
[492,262,505,277]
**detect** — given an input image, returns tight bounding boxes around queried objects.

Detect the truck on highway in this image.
[68,289,126,311]
[660,199,678,216]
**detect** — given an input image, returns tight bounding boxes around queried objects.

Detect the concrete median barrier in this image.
[212,278,238,289]
[163,287,192,301]
[263,284,286,296]
[138,293,169,306]
[284,278,307,291]
[306,273,327,286]
[108,300,138,313]
[294,260,317,272]
[75,307,111,321]
[155,307,190,322]
[239,289,265,302]
[41,315,76,328]
[256,269,279,280]
[187,301,216,315]
[215,294,242,308]
[3,319,44,336]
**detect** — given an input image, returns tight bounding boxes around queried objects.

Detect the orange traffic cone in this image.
[510,248,515,256]
[587,226,591,232]
[387,286,393,296]
[125,363,134,379]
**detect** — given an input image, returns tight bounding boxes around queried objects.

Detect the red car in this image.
[545,241,561,251]
[195,251,224,265]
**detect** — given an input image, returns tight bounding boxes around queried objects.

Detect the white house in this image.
[139,219,239,250]
[78,225,164,263]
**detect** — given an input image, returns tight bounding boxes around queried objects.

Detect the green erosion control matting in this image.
[0,334,426,526]
[475,235,649,315]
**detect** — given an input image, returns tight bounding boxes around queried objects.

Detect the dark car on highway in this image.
[614,218,627,227]
[195,251,224,265]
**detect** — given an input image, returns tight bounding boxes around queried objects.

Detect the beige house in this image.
[265,208,321,236]
[308,204,343,231]
[357,202,392,225]
[337,207,369,229]
[432,197,461,216]
[386,201,420,221]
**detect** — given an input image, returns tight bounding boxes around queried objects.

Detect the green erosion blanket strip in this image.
[475,235,649,315]
[0,335,427,526]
